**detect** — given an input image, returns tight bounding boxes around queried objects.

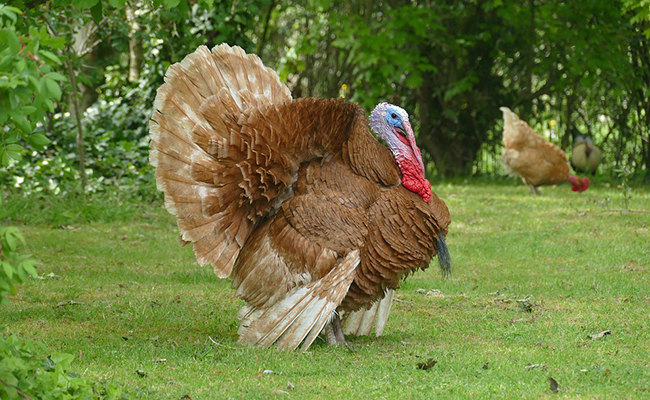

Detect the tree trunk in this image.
[561,91,574,149]
[126,5,143,83]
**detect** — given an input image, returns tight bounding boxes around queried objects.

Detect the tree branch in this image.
[0,377,35,400]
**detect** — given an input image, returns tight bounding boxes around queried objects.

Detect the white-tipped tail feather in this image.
[343,289,394,337]
[238,250,360,351]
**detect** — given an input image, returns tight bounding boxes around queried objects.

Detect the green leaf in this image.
[1,130,19,144]
[5,233,17,252]
[21,260,38,277]
[39,50,61,65]
[0,149,9,166]
[19,106,37,115]
[0,53,12,68]
[163,0,181,9]
[44,78,62,101]
[0,5,19,23]
[91,0,103,23]
[2,28,20,55]
[108,0,127,8]
[43,98,55,112]
[41,35,66,49]
[2,261,14,280]
[5,143,23,161]
[15,59,25,72]
[26,133,51,150]
[72,0,100,9]
[45,72,66,82]
[12,114,32,133]
[50,352,75,369]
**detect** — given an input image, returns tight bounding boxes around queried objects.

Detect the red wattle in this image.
[398,156,431,203]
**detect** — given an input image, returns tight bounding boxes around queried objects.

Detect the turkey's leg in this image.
[324,313,347,346]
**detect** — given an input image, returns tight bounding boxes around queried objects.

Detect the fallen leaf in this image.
[516,296,534,312]
[588,330,611,340]
[37,272,61,280]
[416,358,438,370]
[154,358,167,363]
[286,382,295,390]
[56,300,84,307]
[604,369,612,377]
[271,390,289,395]
[180,395,192,400]
[548,376,559,393]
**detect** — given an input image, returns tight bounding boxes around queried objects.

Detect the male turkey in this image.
[149,44,451,351]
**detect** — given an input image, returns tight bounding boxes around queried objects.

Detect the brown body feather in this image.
[150,44,450,350]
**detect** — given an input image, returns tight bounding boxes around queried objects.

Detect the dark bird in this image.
[570,127,602,175]
[149,44,451,350]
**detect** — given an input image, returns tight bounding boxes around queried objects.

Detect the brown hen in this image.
[501,107,586,194]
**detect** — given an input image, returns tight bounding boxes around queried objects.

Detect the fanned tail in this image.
[149,44,291,277]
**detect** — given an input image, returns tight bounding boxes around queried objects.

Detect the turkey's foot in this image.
[324,314,354,349]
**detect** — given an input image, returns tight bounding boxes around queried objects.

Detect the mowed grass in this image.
[2,180,650,399]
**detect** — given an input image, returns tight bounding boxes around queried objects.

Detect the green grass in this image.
[2,180,650,399]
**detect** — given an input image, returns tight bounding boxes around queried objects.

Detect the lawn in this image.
[2,180,650,399]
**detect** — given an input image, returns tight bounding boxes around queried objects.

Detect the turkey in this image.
[500,107,589,194]
[149,44,451,351]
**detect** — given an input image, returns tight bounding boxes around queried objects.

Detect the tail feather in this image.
[342,289,395,337]
[437,235,451,279]
[150,44,292,277]
[343,301,380,336]
[238,250,360,351]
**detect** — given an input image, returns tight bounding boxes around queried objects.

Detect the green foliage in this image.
[0,191,150,225]
[0,4,63,166]
[0,227,37,305]
[0,335,149,399]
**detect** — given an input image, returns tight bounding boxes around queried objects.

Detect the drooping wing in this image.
[238,250,361,351]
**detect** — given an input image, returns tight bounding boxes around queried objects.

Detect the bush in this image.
[0,335,149,399]
[0,227,37,305]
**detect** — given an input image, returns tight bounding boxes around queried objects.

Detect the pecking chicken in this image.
[500,107,588,194]
[570,128,602,175]
[149,44,451,351]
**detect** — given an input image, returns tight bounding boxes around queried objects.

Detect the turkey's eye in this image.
[391,113,398,119]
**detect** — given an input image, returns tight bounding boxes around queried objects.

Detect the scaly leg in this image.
[324,313,348,346]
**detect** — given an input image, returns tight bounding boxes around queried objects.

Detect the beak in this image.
[394,125,407,137]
